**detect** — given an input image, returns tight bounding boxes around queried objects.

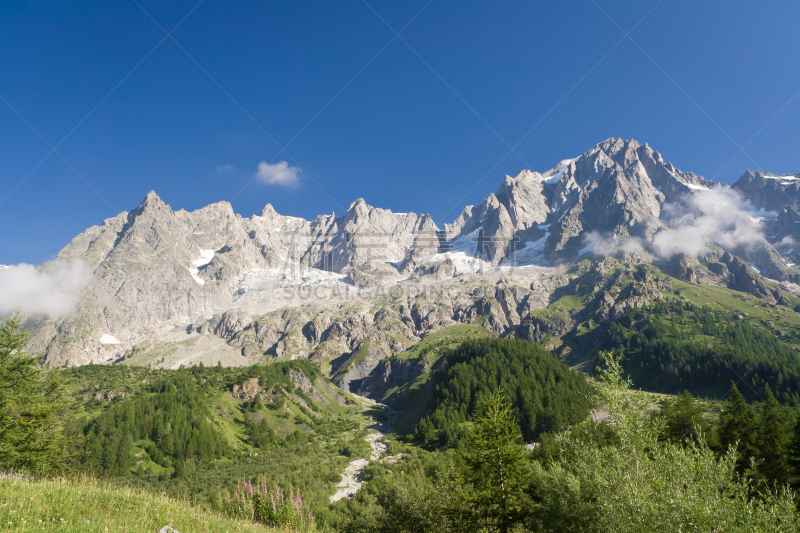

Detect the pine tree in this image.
[788,412,800,489]
[660,390,707,444]
[718,383,756,471]
[464,390,531,533]
[757,385,789,487]
[0,314,76,474]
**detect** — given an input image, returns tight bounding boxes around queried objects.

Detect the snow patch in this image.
[504,232,550,267]
[419,229,492,275]
[187,248,215,285]
[449,229,481,254]
[192,249,215,267]
[740,200,778,223]
[235,264,348,292]
[427,251,494,275]
[682,182,710,191]
[416,226,553,275]
[543,159,573,184]
[99,334,121,345]
[763,175,798,181]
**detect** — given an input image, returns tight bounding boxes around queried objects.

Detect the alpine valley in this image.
[9,137,800,531]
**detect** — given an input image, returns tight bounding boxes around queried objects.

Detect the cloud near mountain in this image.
[255,161,301,188]
[582,187,769,261]
[652,187,764,258]
[0,259,92,317]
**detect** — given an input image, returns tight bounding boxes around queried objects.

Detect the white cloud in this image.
[579,187,767,261]
[217,164,234,173]
[255,161,301,189]
[0,259,92,317]
[580,231,649,259]
[776,235,796,249]
[652,187,763,258]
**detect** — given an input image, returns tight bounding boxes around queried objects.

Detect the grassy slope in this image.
[63,364,361,452]
[546,262,800,364]
[671,281,800,342]
[0,475,306,533]
[60,364,376,520]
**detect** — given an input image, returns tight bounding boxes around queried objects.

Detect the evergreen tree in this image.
[463,390,531,533]
[717,384,756,471]
[660,390,708,444]
[757,385,789,487]
[529,352,800,532]
[788,412,800,489]
[418,338,592,443]
[0,314,75,474]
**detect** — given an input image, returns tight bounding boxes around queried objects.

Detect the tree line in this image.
[413,338,593,446]
[605,298,800,403]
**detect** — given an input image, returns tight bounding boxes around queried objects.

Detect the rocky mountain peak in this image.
[137,190,168,212]
[258,203,286,225]
[344,198,371,222]
[24,138,800,368]
[597,137,643,155]
[732,169,800,212]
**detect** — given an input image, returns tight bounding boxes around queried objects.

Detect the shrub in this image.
[223,478,316,530]
[529,352,800,532]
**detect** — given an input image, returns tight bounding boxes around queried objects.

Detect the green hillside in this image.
[411,338,593,445]
[60,361,374,525]
[525,260,800,401]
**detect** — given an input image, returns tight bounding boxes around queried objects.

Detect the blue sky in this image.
[1,0,799,265]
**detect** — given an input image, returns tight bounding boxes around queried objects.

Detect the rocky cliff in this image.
[17,138,800,378]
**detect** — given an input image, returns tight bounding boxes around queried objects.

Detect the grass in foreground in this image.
[0,474,310,532]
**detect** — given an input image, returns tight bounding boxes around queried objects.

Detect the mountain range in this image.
[16,137,800,394]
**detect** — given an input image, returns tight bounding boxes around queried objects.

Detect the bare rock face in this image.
[353,357,430,401]
[436,138,723,268]
[20,137,800,372]
[732,170,800,213]
[732,170,800,272]
[231,377,263,401]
